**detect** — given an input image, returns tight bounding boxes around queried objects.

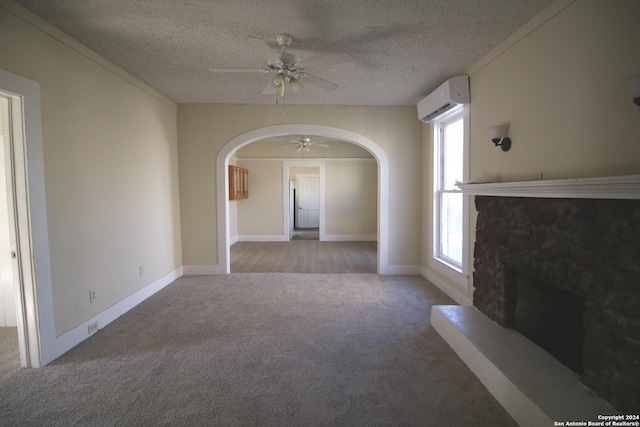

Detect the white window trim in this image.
[430,106,470,289]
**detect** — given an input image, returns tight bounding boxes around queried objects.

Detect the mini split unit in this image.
[417,75,470,122]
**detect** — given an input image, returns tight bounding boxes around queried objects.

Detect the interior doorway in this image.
[0,84,42,368]
[283,160,324,242]
[295,174,320,229]
[0,97,17,331]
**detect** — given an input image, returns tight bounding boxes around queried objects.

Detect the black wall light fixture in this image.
[488,124,511,151]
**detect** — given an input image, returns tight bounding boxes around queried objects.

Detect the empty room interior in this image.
[0,0,639,425]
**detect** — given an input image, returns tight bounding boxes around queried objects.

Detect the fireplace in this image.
[471,190,640,413]
[509,272,586,375]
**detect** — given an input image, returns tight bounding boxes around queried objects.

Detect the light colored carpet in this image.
[0,274,516,426]
[231,241,377,273]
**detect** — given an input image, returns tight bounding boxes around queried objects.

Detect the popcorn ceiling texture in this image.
[12,0,555,104]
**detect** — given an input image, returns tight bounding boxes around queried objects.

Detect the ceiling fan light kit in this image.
[209,34,351,98]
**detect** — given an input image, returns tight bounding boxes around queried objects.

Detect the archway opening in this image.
[216,124,389,274]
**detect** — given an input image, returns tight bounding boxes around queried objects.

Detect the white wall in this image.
[0,2,182,336]
[423,0,640,303]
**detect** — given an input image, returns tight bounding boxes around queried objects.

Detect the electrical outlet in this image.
[89,290,96,303]
[139,265,144,276]
[88,321,98,335]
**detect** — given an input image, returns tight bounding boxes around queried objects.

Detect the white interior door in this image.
[296,175,320,229]
[0,104,16,326]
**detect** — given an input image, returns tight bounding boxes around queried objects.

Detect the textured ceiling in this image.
[14,0,555,105]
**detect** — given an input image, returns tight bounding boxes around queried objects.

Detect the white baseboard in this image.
[229,235,239,245]
[182,264,222,275]
[385,264,422,275]
[422,267,473,306]
[48,266,183,364]
[238,235,288,242]
[322,234,377,242]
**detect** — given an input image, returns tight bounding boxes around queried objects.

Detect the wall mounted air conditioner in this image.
[417,75,470,123]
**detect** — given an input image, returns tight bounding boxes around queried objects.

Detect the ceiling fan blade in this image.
[289,78,304,93]
[247,37,278,61]
[209,68,271,73]
[301,73,339,91]
[262,80,275,95]
[303,52,351,68]
[315,143,331,148]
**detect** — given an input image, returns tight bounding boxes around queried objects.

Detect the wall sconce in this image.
[488,124,511,151]
[630,73,640,108]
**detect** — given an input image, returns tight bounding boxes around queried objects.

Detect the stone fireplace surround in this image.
[435,175,640,422]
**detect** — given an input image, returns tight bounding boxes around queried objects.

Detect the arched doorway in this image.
[216,124,389,274]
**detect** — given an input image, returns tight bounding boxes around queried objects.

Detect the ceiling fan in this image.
[279,136,331,152]
[209,34,351,97]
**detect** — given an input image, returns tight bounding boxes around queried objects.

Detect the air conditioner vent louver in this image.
[423,102,455,122]
[417,76,470,123]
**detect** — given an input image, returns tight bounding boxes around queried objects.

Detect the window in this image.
[433,108,468,275]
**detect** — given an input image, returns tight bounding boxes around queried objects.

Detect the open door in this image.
[288,180,294,240]
[0,89,41,367]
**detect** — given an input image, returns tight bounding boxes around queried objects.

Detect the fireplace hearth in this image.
[472,194,640,413]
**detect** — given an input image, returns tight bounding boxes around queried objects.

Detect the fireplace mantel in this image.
[456,174,640,199]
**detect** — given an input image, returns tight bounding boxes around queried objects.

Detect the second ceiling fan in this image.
[280,136,331,152]
[209,34,351,97]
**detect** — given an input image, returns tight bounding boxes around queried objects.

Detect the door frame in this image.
[0,69,53,368]
[285,163,324,238]
[294,173,320,229]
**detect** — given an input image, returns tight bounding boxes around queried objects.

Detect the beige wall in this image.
[468,0,640,182]
[236,159,283,236]
[289,167,319,180]
[230,159,377,239]
[325,161,377,235]
[0,3,182,335]
[178,104,422,267]
[423,0,640,302]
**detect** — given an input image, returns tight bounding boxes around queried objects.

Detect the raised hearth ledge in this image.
[431,306,615,427]
[456,174,640,199]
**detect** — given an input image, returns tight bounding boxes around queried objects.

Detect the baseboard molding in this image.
[322,234,377,242]
[385,264,422,275]
[229,235,239,245]
[238,235,288,242]
[48,266,183,365]
[422,267,472,306]
[183,265,223,275]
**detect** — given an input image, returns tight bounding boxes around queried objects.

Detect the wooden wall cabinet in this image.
[229,165,248,200]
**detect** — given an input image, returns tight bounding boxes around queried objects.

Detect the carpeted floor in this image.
[0,273,516,426]
[231,241,377,273]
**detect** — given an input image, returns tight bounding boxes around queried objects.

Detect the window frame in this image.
[431,106,470,288]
